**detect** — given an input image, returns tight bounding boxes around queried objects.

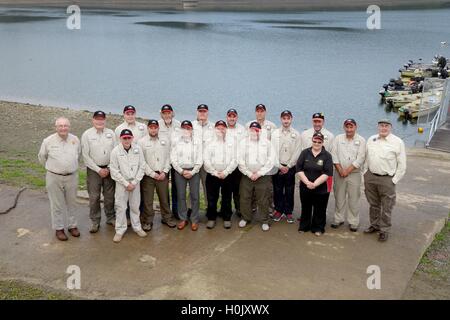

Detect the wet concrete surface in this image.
[0,148,449,299]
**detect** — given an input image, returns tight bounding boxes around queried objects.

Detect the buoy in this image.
[418,127,424,133]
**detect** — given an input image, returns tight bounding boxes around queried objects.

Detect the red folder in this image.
[327,176,333,193]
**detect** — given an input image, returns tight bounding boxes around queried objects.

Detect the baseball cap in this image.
[249,121,262,130]
[344,118,357,126]
[161,104,173,113]
[93,110,106,119]
[181,120,193,128]
[227,108,238,116]
[123,105,136,113]
[280,110,293,118]
[378,118,392,125]
[312,112,324,120]
[312,132,325,141]
[120,129,133,138]
[197,104,209,111]
[147,119,159,127]
[215,120,227,128]
[255,104,266,111]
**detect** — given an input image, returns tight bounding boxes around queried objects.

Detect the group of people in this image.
[38,103,407,243]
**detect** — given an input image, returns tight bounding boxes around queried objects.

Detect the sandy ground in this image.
[0,100,449,299]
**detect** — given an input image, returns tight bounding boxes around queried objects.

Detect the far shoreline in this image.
[1,1,450,13]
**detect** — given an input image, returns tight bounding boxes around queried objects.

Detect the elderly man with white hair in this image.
[38,117,81,241]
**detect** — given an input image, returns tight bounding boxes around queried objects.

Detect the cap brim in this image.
[120,135,133,138]
[161,110,172,113]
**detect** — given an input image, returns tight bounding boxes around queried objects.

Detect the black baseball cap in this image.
[280,110,293,118]
[123,105,136,113]
[344,118,357,126]
[312,132,325,141]
[197,104,209,111]
[227,108,238,116]
[161,104,173,113]
[148,119,159,127]
[120,129,133,138]
[255,104,266,111]
[312,112,324,120]
[249,121,262,130]
[181,120,193,128]
[215,120,227,128]
[93,110,106,118]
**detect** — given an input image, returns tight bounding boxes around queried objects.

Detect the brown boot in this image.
[56,229,68,241]
[68,227,80,237]
[177,220,188,230]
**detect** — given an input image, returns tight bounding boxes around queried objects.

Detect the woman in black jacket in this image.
[296,132,333,236]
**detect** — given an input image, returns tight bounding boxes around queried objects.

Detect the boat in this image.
[398,92,442,119]
[386,92,432,109]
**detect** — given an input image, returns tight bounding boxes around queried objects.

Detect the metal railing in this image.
[426,78,450,147]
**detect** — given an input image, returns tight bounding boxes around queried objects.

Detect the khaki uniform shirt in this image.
[115,121,147,141]
[245,119,277,141]
[158,118,181,144]
[38,133,81,175]
[271,126,302,169]
[331,133,366,171]
[138,135,171,178]
[109,143,146,187]
[170,136,203,175]
[300,127,335,151]
[203,136,238,177]
[81,127,117,173]
[365,133,406,184]
[238,136,278,177]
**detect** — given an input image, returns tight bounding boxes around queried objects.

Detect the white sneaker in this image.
[314,231,322,237]
[238,219,247,228]
[136,229,147,237]
[113,233,123,243]
[261,223,270,231]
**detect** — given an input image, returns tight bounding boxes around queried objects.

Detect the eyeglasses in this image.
[312,140,323,144]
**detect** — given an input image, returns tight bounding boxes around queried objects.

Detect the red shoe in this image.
[272,211,283,222]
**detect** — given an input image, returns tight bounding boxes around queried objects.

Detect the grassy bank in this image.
[0,280,77,300]
[403,213,450,299]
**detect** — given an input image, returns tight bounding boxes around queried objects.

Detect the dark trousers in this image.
[364,171,396,233]
[86,168,115,224]
[272,167,295,215]
[141,175,173,224]
[230,168,242,214]
[206,173,233,221]
[240,175,271,224]
[170,168,179,218]
[299,189,330,233]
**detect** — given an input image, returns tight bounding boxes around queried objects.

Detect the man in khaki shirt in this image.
[109,129,147,243]
[245,104,277,141]
[331,119,366,232]
[38,117,81,241]
[81,111,117,233]
[138,119,177,231]
[363,119,406,241]
[114,105,147,141]
[159,104,182,219]
[238,122,278,232]
[300,113,335,151]
[271,110,302,224]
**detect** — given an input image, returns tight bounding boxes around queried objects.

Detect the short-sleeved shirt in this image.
[296,147,333,194]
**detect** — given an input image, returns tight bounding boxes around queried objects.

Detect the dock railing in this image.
[426,78,450,147]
